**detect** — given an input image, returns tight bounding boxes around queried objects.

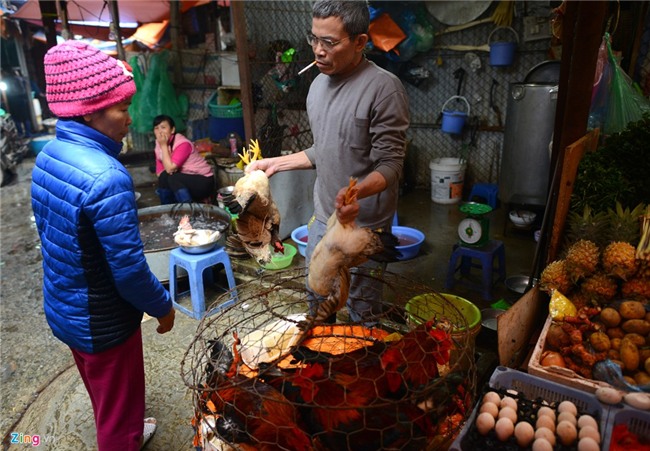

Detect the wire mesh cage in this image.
[182,268,478,450]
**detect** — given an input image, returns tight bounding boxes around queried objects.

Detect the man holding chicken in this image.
[247,0,409,323]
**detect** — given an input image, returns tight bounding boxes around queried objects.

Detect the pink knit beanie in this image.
[44,41,136,118]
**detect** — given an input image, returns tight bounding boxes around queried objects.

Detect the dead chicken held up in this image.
[226,140,283,265]
[307,178,400,322]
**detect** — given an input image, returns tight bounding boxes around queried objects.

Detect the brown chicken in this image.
[196,333,312,450]
[226,140,283,265]
[265,319,453,449]
[230,169,283,265]
[307,178,400,322]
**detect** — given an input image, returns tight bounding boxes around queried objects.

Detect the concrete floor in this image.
[1,158,538,450]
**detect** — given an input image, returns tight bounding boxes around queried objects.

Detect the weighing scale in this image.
[458,202,493,247]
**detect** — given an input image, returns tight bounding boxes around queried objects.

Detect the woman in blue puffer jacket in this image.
[31,41,175,451]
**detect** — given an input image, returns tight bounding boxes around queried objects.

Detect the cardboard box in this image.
[497,286,547,368]
[528,314,613,393]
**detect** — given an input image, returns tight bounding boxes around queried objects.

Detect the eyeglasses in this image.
[306,32,351,50]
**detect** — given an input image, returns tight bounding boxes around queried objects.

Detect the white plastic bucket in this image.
[430,158,466,204]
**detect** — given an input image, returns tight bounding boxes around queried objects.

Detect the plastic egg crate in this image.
[602,406,650,451]
[450,366,607,450]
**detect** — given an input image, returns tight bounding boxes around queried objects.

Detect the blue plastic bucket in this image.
[440,96,470,135]
[29,134,55,156]
[489,27,519,67]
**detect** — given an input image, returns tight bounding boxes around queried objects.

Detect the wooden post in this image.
[38,0,59,49]
[542,1,607,265]
[107,0,126,61]
[169,0,183,84]
[230,0,254,142]
[55,0,71,40]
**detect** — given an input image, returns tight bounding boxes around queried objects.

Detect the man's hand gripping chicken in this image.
[307,178,400,322]
[227,140,283,265]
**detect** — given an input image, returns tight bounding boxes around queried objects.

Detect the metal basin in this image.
[505,274,531,294]
[481,308,506,332]
[138,204,231,282]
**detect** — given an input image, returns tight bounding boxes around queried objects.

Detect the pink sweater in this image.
[154,133,213,177]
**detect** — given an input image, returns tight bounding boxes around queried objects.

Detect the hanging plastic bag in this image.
[549,289,577,320]
[589,33,650,135]
[155,52,188,132]
[129,51,188,133]
[368,12,406,54]
[128,55,147,133]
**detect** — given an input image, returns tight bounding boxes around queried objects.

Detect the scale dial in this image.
[458,217,483,244]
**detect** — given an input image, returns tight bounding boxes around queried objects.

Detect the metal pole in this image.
[231,0,254,142]
[169,0,182,83]
[55,0,72,40]
[107,0,126,61]
[38,0,59,49]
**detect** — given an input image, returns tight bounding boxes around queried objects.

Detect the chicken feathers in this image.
[262,319,452,449]
[307,178,400,321]
[226,140,284,265]
[198,333,312,451]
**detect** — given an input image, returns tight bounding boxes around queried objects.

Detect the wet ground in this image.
[0,157,537,450]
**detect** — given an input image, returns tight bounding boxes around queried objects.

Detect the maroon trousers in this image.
[71,327,145,451]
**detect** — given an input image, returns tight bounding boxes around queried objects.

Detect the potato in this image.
[640,348,650,363]
[546,323,571,350]
[620,301,647,320]
[600,307,622,327]
[645,311,650,322]
[624,375,637,385]
[611,338,622,351]
[620,338,640,372]
[589,331,611,352]
[608,349,621,361]
[607,327,626,339]
[625,333,647,347]
[634,371,650,385]
[622,319,650,336]
[646,356,650,374]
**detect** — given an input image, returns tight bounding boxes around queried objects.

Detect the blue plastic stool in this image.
[468,183,499,209]
[169,246,238,319]
[444,240,506,301]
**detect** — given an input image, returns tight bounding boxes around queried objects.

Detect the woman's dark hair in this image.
[153,114,175,129]
[312,0,370,36]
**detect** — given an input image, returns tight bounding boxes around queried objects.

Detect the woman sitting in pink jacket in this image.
[153,115,214,204]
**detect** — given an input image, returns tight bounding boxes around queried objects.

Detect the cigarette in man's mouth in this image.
[298,60,317,75]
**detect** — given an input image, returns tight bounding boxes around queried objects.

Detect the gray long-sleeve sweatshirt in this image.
[304,59,410,229]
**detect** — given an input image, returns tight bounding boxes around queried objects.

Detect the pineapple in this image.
[580,272,618,303]
[607,202,645,245]
[565,239,600,282]
[565,205,609,248]
[540,260,572,294]
[638,260,650,279]
[569,290,592,310]
[621,278,650,300]
[602,241,638,280]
